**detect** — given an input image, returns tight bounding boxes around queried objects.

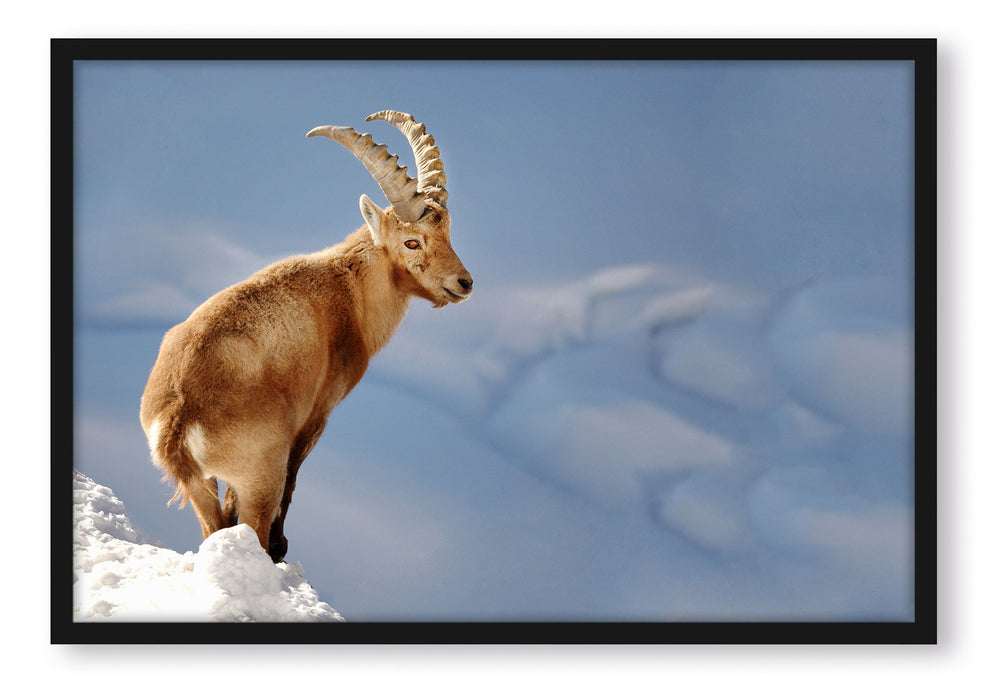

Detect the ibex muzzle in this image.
[140,111,471,562]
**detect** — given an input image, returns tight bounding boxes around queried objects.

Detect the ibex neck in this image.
[332,229,412,357]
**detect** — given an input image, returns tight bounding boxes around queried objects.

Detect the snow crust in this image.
[72,471,344,622]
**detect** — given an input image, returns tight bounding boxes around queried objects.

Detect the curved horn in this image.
[306,124,426,222]
[365,110,449,209]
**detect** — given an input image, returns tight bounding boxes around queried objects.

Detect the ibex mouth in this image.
[442,287,469,302]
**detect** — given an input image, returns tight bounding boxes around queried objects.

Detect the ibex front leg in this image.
[266,461,299,564]
[266,419,327,563]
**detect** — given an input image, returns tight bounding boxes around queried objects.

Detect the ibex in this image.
[140,111,472,562]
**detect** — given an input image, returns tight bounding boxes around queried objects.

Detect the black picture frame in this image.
[52,37,936,645]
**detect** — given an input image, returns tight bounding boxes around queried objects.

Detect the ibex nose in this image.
[458,277,473,293]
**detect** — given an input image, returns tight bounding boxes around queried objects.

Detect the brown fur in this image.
[140,200,471,561]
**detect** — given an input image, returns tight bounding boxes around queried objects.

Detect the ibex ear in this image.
[359,194,385,246]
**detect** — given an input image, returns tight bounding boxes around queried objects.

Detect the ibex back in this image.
[140,111,472,562]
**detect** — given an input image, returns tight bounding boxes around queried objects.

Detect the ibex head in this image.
[307,110,473,308]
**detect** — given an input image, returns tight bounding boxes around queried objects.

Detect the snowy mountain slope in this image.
[72,471,343,622]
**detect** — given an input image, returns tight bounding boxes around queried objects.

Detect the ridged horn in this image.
[305,124,426,222]
[366,110,449,209]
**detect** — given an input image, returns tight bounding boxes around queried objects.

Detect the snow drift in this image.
[72,471,343,622]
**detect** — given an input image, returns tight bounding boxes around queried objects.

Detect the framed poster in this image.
[52,38,935,644]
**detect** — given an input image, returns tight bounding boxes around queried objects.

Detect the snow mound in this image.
[72,471,344,622]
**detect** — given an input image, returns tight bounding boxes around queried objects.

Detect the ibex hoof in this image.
[267,536,288,564]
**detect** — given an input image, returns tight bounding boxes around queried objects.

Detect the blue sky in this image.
[73,58,915,621]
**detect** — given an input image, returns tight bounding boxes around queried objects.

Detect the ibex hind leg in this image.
[234,483,284,557]
[178,476,224,540]
[221,484,239,528]
[153,421,224,540]
[220,443,290,558]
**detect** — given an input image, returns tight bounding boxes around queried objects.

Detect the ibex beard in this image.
[140,111,472,563]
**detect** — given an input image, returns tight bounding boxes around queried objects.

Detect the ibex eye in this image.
[404,240,421,250]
